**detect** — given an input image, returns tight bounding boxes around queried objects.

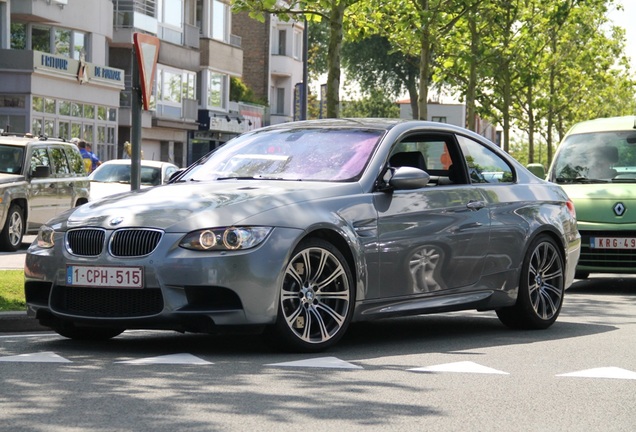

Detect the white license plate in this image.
[589,237,636,250]
[66,265,144,288]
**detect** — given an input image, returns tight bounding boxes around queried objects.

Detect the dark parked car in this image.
[25,119,581,352]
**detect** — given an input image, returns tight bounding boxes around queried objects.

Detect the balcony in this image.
[200,39,242,77]
[270,54,302,78]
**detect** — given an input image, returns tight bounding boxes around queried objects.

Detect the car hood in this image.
[561,184,636,224]
[0,173,25,184]
[89,181,151,201]
[60,180,361,231]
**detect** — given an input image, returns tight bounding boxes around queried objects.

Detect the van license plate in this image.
[67,265,144,288]
[590,237,636,250]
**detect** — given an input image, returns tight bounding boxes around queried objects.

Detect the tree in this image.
[340,88,401,118]
[233,0,363,118]
[342,35,420,118]
[349,0,473,121]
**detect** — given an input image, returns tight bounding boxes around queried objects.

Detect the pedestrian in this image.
[77,140,93,174]
[86,143,102,172]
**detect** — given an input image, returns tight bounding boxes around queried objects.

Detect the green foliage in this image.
[229,77,267,105]
[342,35,419,99]
[340,88,400,118]
[0,270,25,312]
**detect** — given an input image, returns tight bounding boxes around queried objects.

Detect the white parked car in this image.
[87,159,178,201]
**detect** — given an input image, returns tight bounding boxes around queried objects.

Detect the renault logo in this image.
[613,202,626,216]
[109,216,125,226]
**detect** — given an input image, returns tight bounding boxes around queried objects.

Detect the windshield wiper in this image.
[216,175,296,181]
[556,177,610,184]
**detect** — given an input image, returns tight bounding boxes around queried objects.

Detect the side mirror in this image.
[389,166,430,190]
[32,165,51,178]
[526,163,546,179]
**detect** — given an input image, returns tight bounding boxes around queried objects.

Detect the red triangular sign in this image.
[133,33,160,111]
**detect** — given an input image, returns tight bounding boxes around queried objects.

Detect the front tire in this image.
[0,204,24,252]
[269,238,354,352]
[497,235,565,329]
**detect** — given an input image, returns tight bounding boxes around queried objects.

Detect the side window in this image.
[65,146,85,175]
[50,147,71,175]
[30,148,51,176]
[456,135,514,184]
[389,134,462,185]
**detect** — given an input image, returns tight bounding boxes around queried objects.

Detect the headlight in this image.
[179,227,272,251]
[37,225,56,248]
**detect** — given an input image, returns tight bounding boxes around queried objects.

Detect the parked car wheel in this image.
[0,204,24,252]
[497,235,564,329]
[53,323,125,341]
[269,238,354,352]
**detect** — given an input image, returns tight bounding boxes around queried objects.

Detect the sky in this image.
[608,0,636,69]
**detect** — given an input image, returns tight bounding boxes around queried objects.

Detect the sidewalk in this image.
[1,236,48,332]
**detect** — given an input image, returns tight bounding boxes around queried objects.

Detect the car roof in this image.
[0,135,71,147]
[100,159,176,168]
[566,116,636,135]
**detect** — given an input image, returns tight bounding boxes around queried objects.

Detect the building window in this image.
[73,32,86,60]
[431,116,447,123]
[10,23,26,50]
[11,24,89,59]
[59,121,70,140]
[276,88,285,115]
[159,0,184,44]
[206,70,227,109]
[278,30,286,56]
[293,29,302,60]
[211,0,228,42]
[32,25,51,53]
[155,65,197,118]
[55,28,71,56]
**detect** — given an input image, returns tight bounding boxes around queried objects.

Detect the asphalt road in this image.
[0,275,635,431]
[0,235,34,270]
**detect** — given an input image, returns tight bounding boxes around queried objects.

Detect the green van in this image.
[547,116,636,278]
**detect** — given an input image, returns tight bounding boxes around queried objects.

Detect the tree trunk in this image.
[418,29,431,120]
[527,81,534,163]
[326,3,346,118]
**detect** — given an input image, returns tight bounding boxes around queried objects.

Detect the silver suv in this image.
[0,134,90,251]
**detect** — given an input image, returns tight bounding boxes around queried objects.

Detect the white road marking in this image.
[557,367,636,380]
[0,351,71,363]
[409,361,509,375]
[266,356,363,369]
[115,353,213,365]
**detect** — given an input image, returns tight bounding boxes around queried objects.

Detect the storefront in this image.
[0,49,124,161]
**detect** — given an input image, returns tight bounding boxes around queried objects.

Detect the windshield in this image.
[0,145,24,175]
[180,127,384,182]
[550,131,636,183]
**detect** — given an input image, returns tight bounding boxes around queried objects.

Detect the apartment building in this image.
[233,10,304,125]
[0,0,284,167]
[0,0,123,161]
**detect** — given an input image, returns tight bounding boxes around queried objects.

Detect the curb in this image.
[0,311,48,333]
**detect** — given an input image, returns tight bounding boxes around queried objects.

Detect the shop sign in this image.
[33,51,124,89]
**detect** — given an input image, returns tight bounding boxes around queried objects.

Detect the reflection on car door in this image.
[49,146,74,214]
[375,134,492,298]
[27,147,59,231]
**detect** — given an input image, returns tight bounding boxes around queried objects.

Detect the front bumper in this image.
[24,227,303,332]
